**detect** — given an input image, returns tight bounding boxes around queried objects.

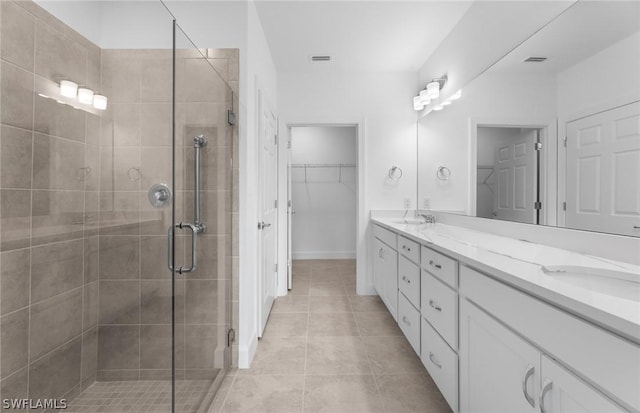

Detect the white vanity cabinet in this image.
[460,265,637,413]
[421,246,460,412]
[373,226,398,320]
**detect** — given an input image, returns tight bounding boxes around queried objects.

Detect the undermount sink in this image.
[542,265,640,301]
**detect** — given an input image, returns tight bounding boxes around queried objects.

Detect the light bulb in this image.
[413,96,424,111]
[77,87,94,104]
[60,80,78,98]
[426,81,440,100]
[432,104,444,111]
[93,94,108,110]
[418,89,431,105]
[441,99,452,106]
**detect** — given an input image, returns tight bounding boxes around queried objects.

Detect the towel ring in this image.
[436,166,451,181]
[388,166,403,181]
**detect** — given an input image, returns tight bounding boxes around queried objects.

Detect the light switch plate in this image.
[422,198,431,209]
[403,198,412,209]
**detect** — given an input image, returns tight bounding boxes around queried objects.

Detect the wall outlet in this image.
[403,198,412,209]
[422,198,431,210]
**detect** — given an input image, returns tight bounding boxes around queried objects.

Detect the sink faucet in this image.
[420,214,436,224]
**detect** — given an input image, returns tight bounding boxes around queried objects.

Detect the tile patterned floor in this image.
[66,380,210,412]
[209,259,452,413]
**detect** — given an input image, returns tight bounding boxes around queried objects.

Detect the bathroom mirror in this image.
[417,1,640,237]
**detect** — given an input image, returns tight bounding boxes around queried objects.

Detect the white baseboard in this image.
[238,332,258,369]
[292,251,356,260]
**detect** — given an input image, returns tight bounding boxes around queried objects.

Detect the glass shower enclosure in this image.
[0,1,235,411]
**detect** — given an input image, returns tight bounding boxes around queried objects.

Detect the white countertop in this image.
[371,217,640,343]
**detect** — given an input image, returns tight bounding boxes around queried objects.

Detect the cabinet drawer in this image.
[460,265,640,412]
[398,235,419,263]
[422,317,458,412]
[421,270,458,350]
[398,255,420,309]
[374,224,396,250]
[398,292,421,355]
[422,246,457,288]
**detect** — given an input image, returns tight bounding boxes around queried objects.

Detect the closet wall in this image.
[290,126,356,259]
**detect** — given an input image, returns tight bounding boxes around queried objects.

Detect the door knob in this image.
[258,221,272,230]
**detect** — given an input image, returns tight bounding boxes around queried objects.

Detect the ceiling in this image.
[254,1,473,73]
[489,1,640,75]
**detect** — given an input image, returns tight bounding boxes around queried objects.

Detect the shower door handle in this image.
[168,222,198,274]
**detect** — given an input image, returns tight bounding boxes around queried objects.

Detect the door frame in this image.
[277,118,368,296]
[469,118,556,226]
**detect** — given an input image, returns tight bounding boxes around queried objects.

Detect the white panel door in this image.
[258,90,278,338]
[460,299,539,413]
[566,102,640,236]
[493,130,537,224]
[540,356,625,413]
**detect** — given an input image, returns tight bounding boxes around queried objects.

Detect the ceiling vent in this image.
[310,55,331,62]
[523,56,547,63]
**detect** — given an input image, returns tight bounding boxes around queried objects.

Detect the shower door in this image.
[169,21,236,412]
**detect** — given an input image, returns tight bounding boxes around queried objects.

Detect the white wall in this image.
[290,126,357,259]
[278,71,418,295]
[417,72,557,214]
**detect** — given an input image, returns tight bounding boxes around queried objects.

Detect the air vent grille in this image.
[524,56,547,63]
[310,55,331,62]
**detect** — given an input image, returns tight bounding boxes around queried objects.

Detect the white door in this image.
[540,356,625,413]
[566,102,640,236]
[459,299,539,413]
[493,129,538,224]
[258,90,278,337]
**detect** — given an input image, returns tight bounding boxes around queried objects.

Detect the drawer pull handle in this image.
[429,260,442,269]
[402,276,411,284]
[378,248,384,259]
[428,299,442,311]
[402,316,411,326]
[402,245,412,252]
[428,352,442,369]
[522,365,535,408]
[539,379,553,413]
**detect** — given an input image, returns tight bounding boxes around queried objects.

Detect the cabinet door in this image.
[373,238,398,320]
[540,356,625,413]
[373,238,385,296]
[460,299,539,413]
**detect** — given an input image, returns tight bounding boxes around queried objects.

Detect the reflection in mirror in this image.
[418,1,640,237]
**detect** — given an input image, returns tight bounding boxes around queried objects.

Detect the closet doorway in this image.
[287,126,358,290]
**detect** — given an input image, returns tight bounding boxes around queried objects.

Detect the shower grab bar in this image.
[193,135,207,234]
[168,135,208,274]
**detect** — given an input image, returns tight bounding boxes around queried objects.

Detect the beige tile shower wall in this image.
[96,48,239,381]
[0,0,101,408]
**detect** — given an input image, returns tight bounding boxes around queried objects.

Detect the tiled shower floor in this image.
[66,380,210,412]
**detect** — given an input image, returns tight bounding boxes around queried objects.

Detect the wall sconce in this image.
[413,76,461,116]
[58,80,108,110]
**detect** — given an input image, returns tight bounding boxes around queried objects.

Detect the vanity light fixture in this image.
[59,80,78,98]
[57,80,108,111]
